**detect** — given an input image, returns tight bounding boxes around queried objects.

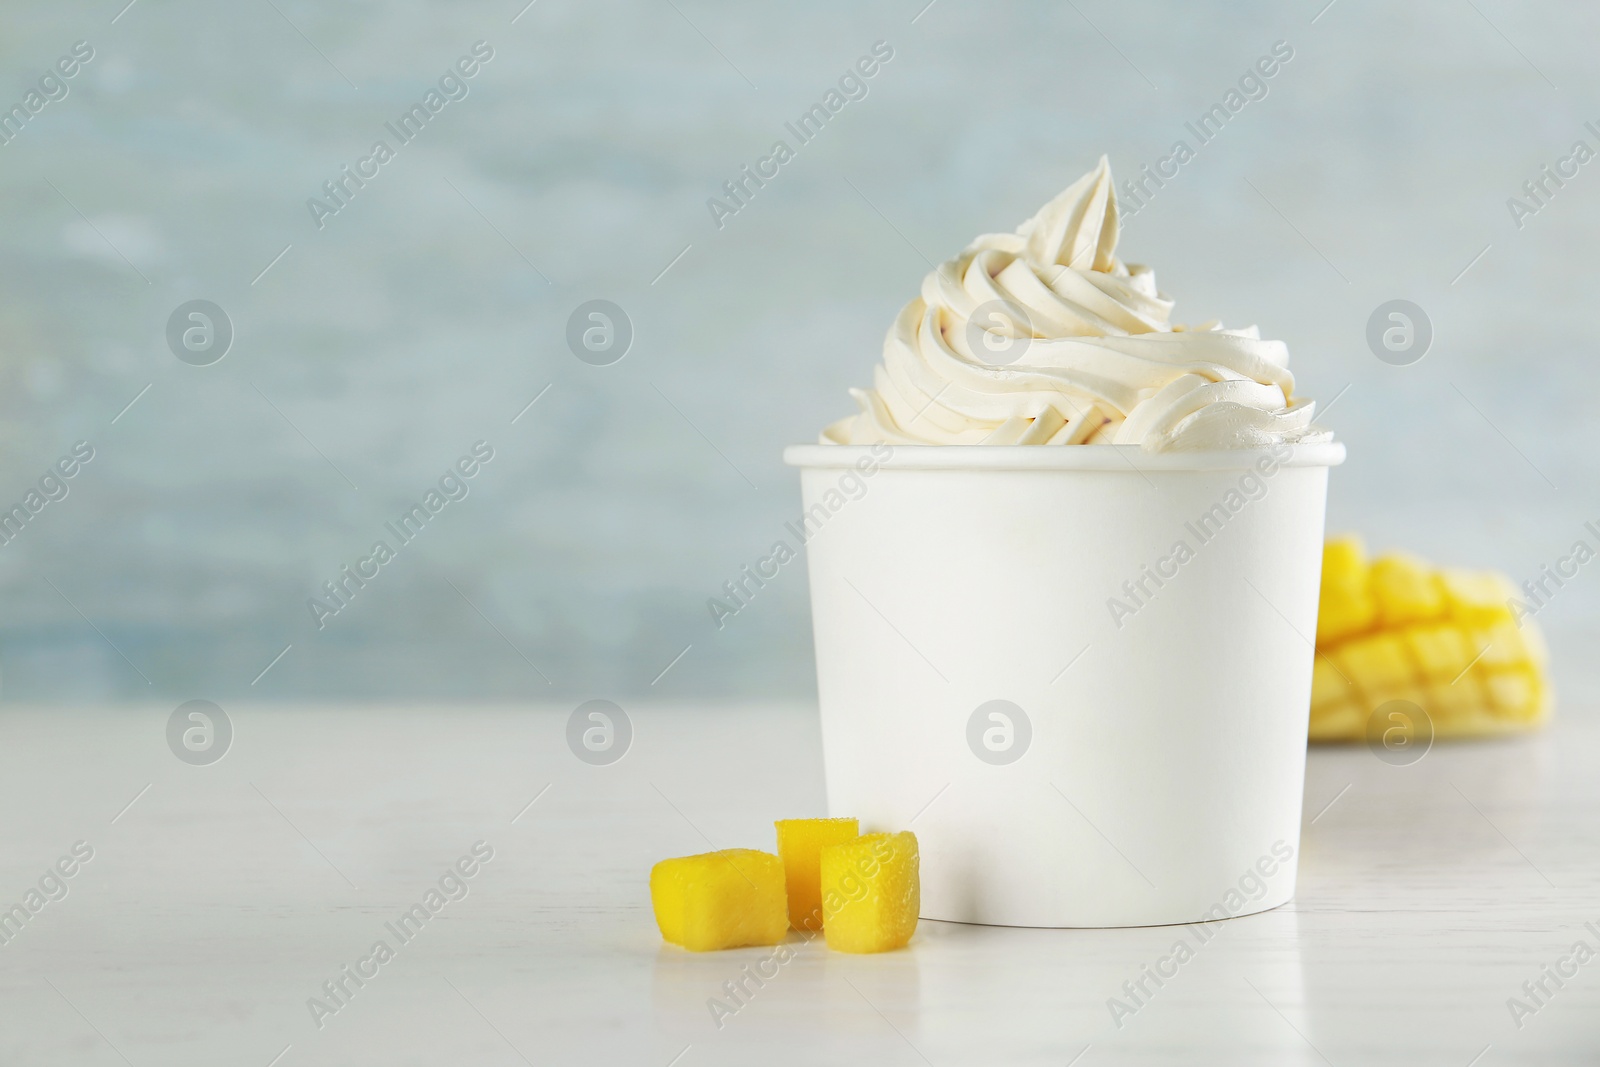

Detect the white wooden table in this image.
[0,704,1595,1065]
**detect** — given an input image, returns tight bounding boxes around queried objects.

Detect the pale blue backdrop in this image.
[3,0,1597,707]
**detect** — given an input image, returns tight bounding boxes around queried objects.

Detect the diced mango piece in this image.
[1422,677,1487,726]
[1472,621,1527,669]
[1371,552,1447,626]
[1484,670,1544,722]
[1438,568,1518,625]
[1404,624,1472,681]
[1311,538,1551,741]
[1332,633,1412,692]
[820,831,919,954]
[1475,618,1548,670]
[1309,653,1368,741]
[650,849,787,951]
[1309,654,1357,712]
[1307,702,1364,742]
[1317,536,1376,644]
[775,817,859,931]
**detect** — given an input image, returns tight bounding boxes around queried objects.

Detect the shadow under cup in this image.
[784,441,1345,928]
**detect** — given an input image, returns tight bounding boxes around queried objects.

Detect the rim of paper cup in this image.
[784,441,1346,472]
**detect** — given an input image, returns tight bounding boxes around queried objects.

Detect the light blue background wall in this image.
[3,0,1598,707]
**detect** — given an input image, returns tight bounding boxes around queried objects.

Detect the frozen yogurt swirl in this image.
[822,157,1325,450]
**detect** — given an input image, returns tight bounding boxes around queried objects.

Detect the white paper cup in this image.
[783,441,1345,928]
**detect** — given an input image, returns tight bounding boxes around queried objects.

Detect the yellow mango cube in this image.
[775,817,859,931]
[1476,618,1547,670]
[820,831,920,954]
[650,849,788,952]
[1438,568,1518,625]
[1333,633,1412,693]
[1309,654,1357,712]
[1307,703,1364,742]
[1422,677,1486,725]
[1404,624,1472,681]
[1484,669,1544,722]
[1308,654,1364,741]
[1471,621,1526,670]
[1371,552,1447,626]
[1317,536,1376,644]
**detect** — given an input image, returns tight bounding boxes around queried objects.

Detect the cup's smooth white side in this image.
[786,444,1338,928]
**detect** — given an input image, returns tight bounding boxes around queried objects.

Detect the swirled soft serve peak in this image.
[823,157,1326,451]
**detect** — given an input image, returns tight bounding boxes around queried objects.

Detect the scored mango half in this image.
[1310,536,1551,741]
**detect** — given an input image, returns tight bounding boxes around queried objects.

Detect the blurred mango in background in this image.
[1309,536,1550,741]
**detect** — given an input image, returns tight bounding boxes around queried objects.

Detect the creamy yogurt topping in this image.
[822,157,1325,451]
